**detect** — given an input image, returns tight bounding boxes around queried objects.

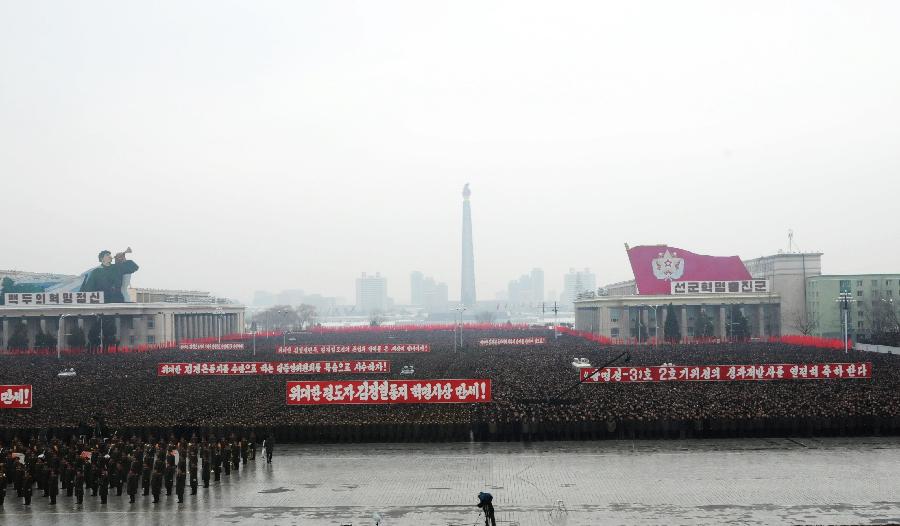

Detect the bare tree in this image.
[296,304,317,330]
[870,300,900,344]
[790,309,819,336]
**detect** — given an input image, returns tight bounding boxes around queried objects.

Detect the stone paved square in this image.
[2,437,899,525]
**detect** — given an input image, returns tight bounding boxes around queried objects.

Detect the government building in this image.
[574,245,820,341]
[1,269,245,350]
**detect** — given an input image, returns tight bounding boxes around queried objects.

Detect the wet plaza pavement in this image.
[2,437,899,525]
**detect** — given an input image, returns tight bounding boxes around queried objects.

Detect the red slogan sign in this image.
[0,385,32,408]
[581,362,872,383]
[277,344,429,355]
[179,343,245,351]
[158,361,390,376]
[286,379,491,405]
[479,337,546,346]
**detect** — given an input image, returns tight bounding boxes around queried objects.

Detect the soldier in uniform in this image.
[188,456,198,495]
[23,470,33,506]
[48,469,59,505]
[99,469,109,505]
[201,446,211,488]
[73,469,84,505]
[164,457,175,496]
[126,466,139,503]
[212,445,221,482]
[175,466,186,503]
[109,462,120,496]
[117,461,128,496]
[150,467,162,504]
[141,460,151,496]
[0,468,7,506]
[264,436,274,464]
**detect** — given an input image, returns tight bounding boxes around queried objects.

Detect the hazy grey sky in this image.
[2,1,899,304]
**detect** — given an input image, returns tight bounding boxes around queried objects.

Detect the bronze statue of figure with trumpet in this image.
[81,247,139,303]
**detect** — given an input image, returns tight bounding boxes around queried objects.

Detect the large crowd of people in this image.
[0,431,273,508]
[1,328,899,442]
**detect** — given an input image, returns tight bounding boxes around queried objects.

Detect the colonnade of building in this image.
[575,302,780,341]
[0,306,246,350]
[173,312,242,341]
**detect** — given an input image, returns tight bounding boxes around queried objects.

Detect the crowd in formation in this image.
[1,328,899,439]
[0,432,274,508]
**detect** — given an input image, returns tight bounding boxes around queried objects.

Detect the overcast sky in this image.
[2,1,898,305]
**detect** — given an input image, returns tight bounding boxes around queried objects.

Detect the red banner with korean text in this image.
[276,344,429,355]
[0,385,33,408]
[478,337,547,346]
[286,379,491,405]
[178,343,246,351]
[158,361,390,376]
[581,363,872,383]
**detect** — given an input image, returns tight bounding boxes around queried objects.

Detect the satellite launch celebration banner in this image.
[580,363,872,383]
[0,385,32,408]
[158,360,390,376]
[286,379,491,405]
[277,344,429,355]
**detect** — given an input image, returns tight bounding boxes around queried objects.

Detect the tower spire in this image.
[461,184,476,307]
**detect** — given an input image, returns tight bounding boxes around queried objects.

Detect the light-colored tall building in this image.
[807,274,900,340]
[531,268,544,303]
[507,268,545,311]
[356,272,388,313]
[562,268,596,307]
[410,271,425,306]
[743,252,822,336]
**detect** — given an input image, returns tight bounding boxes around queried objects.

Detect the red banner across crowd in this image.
[286,379,491,405]
[580,362,872,383]
[158,360,390,376]
[178,343,246,351]
[478,337,547,346]
[0,385,32,409]
[276,344,429,355]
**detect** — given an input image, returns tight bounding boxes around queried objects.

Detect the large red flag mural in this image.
[626,245,751,295]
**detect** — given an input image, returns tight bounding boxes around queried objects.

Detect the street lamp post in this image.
[836,292,855,353]
[453,306,466,350]
[214,307,223,344]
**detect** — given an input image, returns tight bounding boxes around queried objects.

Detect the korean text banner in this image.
[581,363,872,383]
[0,385,32,408]
[479,337,546,346]
[277,344,429,355]
[158,361,390,376]
[286,379,491,405]
[179,343,246,351]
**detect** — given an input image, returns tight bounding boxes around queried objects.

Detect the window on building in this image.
[857,280,863,287]
[147,316,155,330]
[887,280,893,286]
[610,328,620,338]
[609,308,620,323]
[872,280,878,287]
[857,321,864,329]
[858,311,864,318]
[129,335,136,346]
[147,335,156,344]
[857,290,863,296]
[888,290,893,297]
